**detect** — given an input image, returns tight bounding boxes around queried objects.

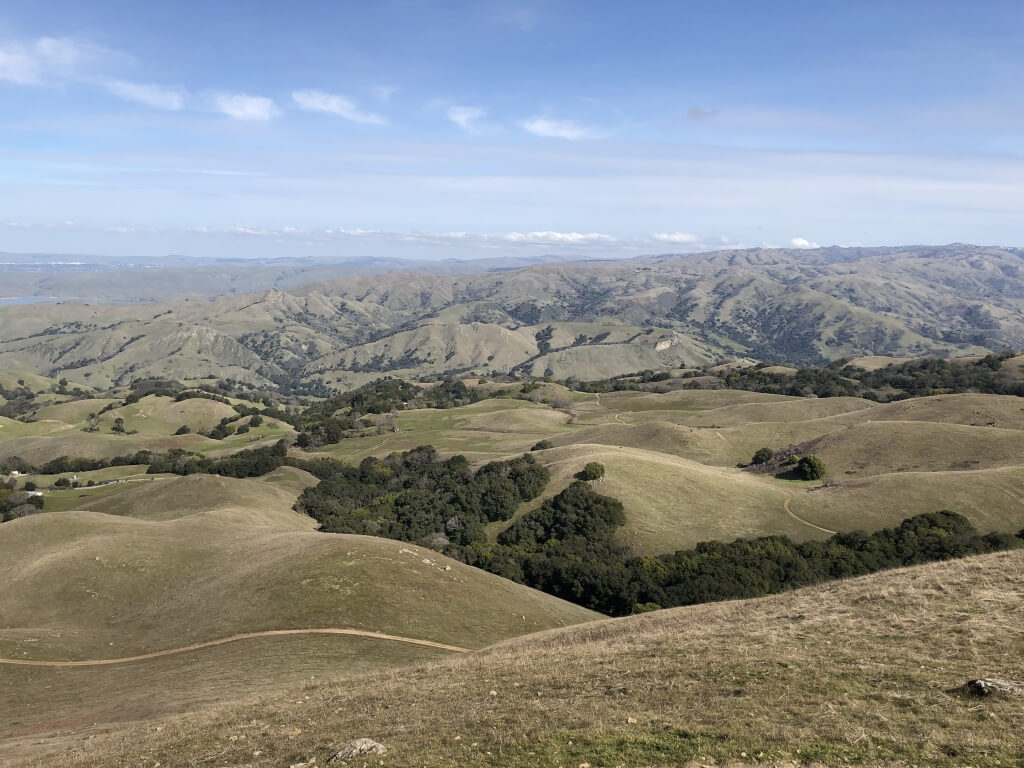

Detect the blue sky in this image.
[1,0,1022,259]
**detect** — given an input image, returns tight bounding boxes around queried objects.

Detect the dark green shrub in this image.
[797,454,827,480]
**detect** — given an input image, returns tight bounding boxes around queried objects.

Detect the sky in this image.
[1,0,1023,260]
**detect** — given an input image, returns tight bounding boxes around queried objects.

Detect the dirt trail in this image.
[780,490,836,534]
[716,466,837,535]
[0,629,471,667]
[593,393,629,425]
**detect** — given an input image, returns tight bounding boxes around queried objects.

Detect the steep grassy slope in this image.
[31,550,1024,768]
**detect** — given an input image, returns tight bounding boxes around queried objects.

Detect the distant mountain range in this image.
[0,244,1021,389]
[0,250,599,301]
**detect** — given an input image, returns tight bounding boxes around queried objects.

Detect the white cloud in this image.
[0,36,107,85]
[0,35,186,113]
[102,79,187,110]
[520,116,591,140]
[789,236,820,248]
[652,232,701,244]
[223,225,616,247]
[498,231,615,244]
[214,93,278,121]
[447,105,485,132]
[292,89,386,125]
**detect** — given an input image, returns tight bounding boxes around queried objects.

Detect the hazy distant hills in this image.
[0,251,591,302]
[0,244,1021,389]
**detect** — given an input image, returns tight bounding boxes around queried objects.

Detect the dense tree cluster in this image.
[293,378,486,449]
[465,492,1023,615]
[146,441,289,476]
[563,351,1024,401]
[796,454,827,480]
[622,511,1023,614]
[174,390,233,406]
[710,353,1023,400]
[0,479,44,523]
[294,447,550,547]
[853,353,1024,397]
[0,382,38,418]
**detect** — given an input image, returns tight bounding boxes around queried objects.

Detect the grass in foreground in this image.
[38,550,1024,768]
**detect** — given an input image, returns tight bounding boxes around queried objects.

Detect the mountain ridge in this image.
[0,244,1021,389]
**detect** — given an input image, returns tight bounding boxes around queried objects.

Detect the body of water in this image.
[0,297,84,305]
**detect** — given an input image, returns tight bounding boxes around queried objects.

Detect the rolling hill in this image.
[1,244,1022,389]
[0,468,599,761]
[3,369,1024,764]
[21,548,1024,767]
[289,388,1024,551]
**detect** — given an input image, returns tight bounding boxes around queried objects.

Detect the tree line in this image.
[461,487,1023,615]
[293,446,550,547]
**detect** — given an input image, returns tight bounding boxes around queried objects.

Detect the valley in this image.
[1,246,1023,766]
[0,354,1022,764]
[6,2,1024,764]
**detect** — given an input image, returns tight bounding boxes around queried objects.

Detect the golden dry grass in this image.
[495,444,824,552]
[29,550,1024,768]
[4,387,1024,767]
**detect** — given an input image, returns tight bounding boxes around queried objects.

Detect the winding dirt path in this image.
[720,466,837,535]
[780,490,836,535]
[0,629,471,668]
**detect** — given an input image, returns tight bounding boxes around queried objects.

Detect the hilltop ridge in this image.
[1,244,1022,389]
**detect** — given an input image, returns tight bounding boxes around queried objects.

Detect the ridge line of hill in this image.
[0,628,472,666]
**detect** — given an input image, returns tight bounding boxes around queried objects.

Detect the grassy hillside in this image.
[0,393,292,465]
[28,550,1024,768]
[0,464,600,763]
[0,507,597,662]
[2,244,1022,388]
[8,387,1024,549]
[3,379,1024,765]
[494,444,824,552]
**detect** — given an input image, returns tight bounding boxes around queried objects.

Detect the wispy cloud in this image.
[0,36,115,85]
[652,232,701,244]
[0,35,189,114]
[447,105,486,133]
[789,236,820,248]
[520,116,592,140]
[220,225,617,247]
[214,93,278,121]
[101,79,187,110]
[292,89,387,125]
